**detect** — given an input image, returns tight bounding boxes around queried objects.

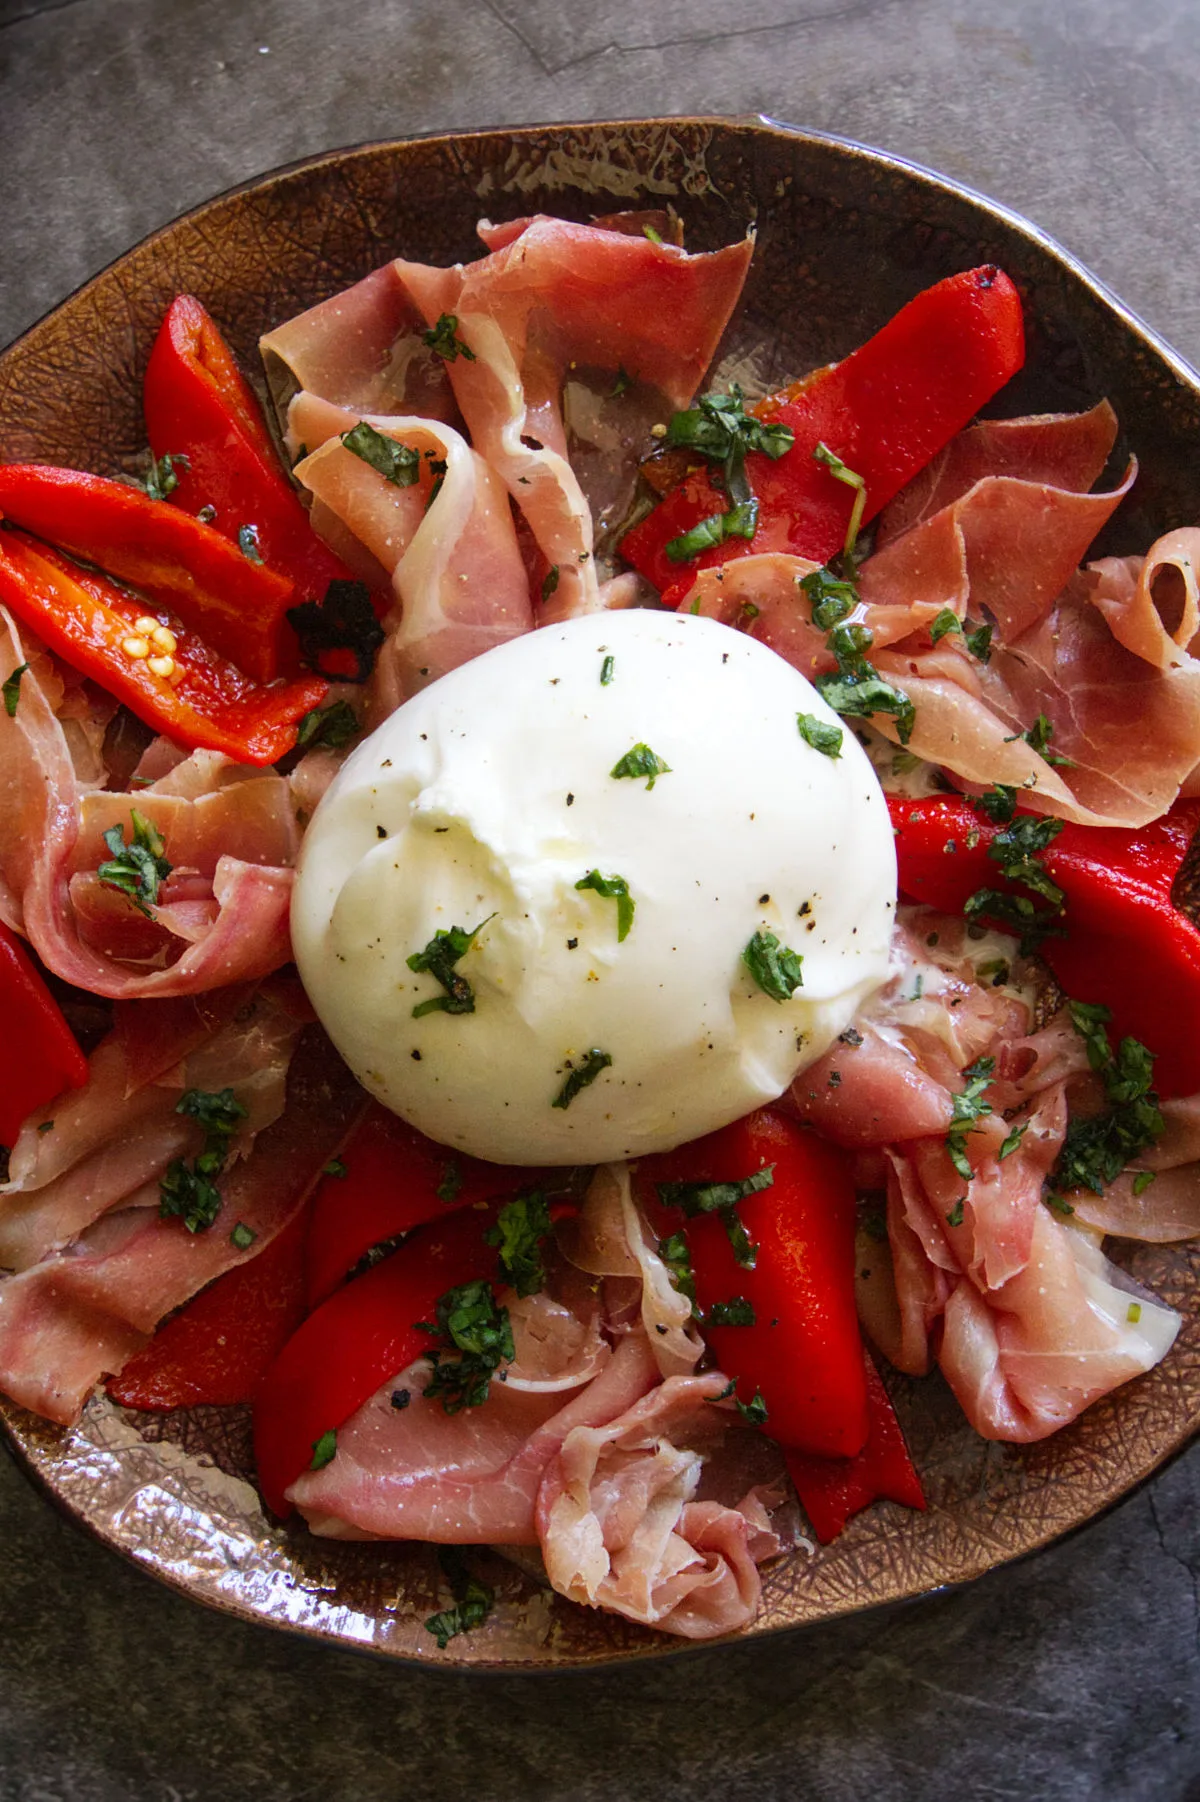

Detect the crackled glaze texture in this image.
[1,118,1198,1669]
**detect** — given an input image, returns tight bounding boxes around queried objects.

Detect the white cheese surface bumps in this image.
[292,609,897,1163]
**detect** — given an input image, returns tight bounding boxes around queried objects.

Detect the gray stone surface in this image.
[0,0,1198,1795]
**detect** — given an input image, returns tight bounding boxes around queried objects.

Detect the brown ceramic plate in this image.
[1,117,1198,1669]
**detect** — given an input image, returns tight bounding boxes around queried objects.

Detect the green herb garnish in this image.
[97,810,172,917]
[436,1160,463,1203]
[743,930,804,1002]
[658,1232,697,1310]
[310,1428,337,1470]
[797,712,843,758]
[341,420,421,486]
[998,1120,1029,1161]
[929,608,961,644]
[600,654,615,685]
[419,1279,514,1412]
[656,1166,772,1271]
[422,313,476,362]
[407,918,492,1019]
[541,565,560,603]
[812,441,866,563]
[575,869,634,941]
[3,663,29,718]
[551,1049,612,1110]
[295,699,360,752]
[424,1548,495,1648]
[704,1296,756,1327]
[816,621,916,745]
[485,1192,553,1298]
[142,452,190,501]
[799,565,857,629]
[964,621,993,662]
[945,1198,965,1228]
[610,743,672,789]
[662,386,793,564]
[945,1057,995,1180]
[734,1388,769,1426]
[237,523,263,563]
[159,1087,248,1234]
[1052,1003,1163,1196]
[230,1221,257,1250]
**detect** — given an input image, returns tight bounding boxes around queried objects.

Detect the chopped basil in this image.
[610,365,633,397]
[341,420,421,486]
[424,1548,495,1648]
[1022,712,1073,768]
[812,441,866,563]
[574,869,634,941]
[287,579,385,684]
[230,1221,256,1249]
[998,1120,1029,1161]
[142,452,190,501]
[407,918,492,1019]
[986,814,1065,905]
[600,654,615,686]
[37,1120,54,1134]
[704,1296,756,1327]
[642,224,663,245]
[295,699,360,752]
[323,1157,348,1179]
[551,1048,612,1110]
[159,1086,249,1235]
[743,930,804,1002]
[964,809,1067,954]
[485,1191,553,1298]
[610,743,672,789]
[661,386,793,564]
[1052,1004,1163,1195]
[1045,1193,1075,1217]
[945,1198,965,1228]
[734,1388,769,1427]
[310,1429,337,1470]
[945,1057,995,1180]
[978,784,1017,825]
[816,621,916,745]
[541,565,560,603]
[658,1231,697,1310]
[799,566,857,630]
[419,1279,514,1412]
[964,620,993,662]
[1132,1170,1157,1197]
[929,608,961,644]
[797,712,843,758]
[237,523,264,563]
[423,313,476,362]
[436,1160,463,1203]
[656,1165,772,1271]
[3,662,29,718]
[97,809,172,917]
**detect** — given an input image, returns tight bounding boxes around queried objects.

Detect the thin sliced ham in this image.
[535,1370,781,1639]
[292,1328,658,1546]
[0,1029,361,1424]
[1087,529,1200,671]
[393,215,753,621]
[288,397,533,703]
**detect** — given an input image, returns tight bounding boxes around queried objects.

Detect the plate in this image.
[1,116,1198,1668]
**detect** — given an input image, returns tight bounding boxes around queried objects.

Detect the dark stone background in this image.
[1,2,1198,1796]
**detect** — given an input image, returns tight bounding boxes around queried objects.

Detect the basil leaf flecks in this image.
[3,662,29,718]
[964,620,993,662]
[998,1121,1029,1161]
[142,452,190,502]
[812,441,866,563]
[485,1192,553,1298]
[422,313,476,363]
[575,869,634,941]
[541,565,560,603]
[945,1058,995,1181]
[287,579,385,684]
[97,809,172,917]
[661,386,793,564]
[159,1087,248,1234]
[945,1198,965,1228]
[551,1049,612,1111]
[407,918,493,1020]
[658,1231,697,1311]
[610,743,672,790]
[341,420,422,487]
[799,566,858,630]
[310,1429,337,1470]
[656,1166,775,1217]
[436,1160,463,1203]
[816,621,916,745]
[230,1221,257,1249]
[797,712,843,758]
[295,699,360,752]
[734,1388,769,1426]
[704,1296,756,1328]
[743,930,804,1002]
[424,1548,495,1648]
[928,608,962,645]
[600,654,615,686]
[665,499,759,563]
[1051,1004,1163,1196]
[419,1279,513,1413]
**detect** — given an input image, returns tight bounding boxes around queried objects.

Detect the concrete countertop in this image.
[1,2,1197,1796]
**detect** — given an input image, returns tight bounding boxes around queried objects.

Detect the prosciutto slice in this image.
[535,1371,781,1639]
[391,215,753,620]
[0,1029,362,1424]
[287,395,533,703]
[292,1328,658,1545]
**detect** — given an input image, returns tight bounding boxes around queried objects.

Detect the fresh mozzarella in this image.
[292,609,897,1163]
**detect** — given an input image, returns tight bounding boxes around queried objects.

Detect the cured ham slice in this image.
[1068,1092,1200,1242]
[0,984,300,1270]
[1087,529,1200,671]
[392,215,753,621]
[292,1328,658,1545]
[287,396,533,703]
[0,1030,361,1424]
[536,1371,781,1639]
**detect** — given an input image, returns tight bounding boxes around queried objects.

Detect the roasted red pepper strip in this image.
[0,464,297,684]
[621,266,1025,603]
[253,1202,501,1519]
[637,1107,869,1458]
[306,1102,548,1308]
[106,1204,310,1411]
[784,1353,926,1543]
[0,530,327,766]
[889,794,1200,1097]
[144,295,353,602]
[0,921,88,1145]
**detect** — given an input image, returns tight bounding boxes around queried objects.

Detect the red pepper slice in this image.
[0,464,297,684]
[0,921,88,1145]
[144,296,353,602]
[0,530,327,766]
[106,1203,310,1411]
[253,1202,500,1519]
[620,266,1025,603]
[784,1353,926,1543]
[306,1102,548,1308]
[889,794,1200,1097]
[637,1107,869,1458]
